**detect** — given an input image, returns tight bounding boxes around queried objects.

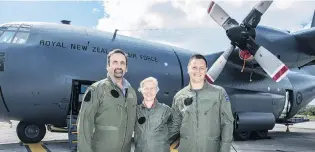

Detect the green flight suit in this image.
[77,75,137,152]
[134,100,177,152]
[172,81,234,152]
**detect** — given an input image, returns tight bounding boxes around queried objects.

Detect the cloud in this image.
[92,8,100,12]
[96,0,315,54]
[273,0,295,10]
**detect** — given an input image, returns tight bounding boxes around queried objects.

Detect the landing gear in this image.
[234,131,251,141]
[285,123,293,132]
[16,121,46,143]
[252,130,269,139]
[234,130,269,140]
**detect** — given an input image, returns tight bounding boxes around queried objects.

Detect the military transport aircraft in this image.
[0,0,315,149]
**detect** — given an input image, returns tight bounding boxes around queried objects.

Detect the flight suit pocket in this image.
[204,101,217,115]
[222,111,234,123]
[178,135,192,152]
[205,136,220,152]
[95,101,123,128]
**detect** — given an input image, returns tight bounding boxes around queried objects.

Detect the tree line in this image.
[298,105,315,116]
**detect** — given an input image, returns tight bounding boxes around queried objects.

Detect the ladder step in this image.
[68,114,79,151]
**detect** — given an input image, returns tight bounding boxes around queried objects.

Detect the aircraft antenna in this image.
[61,20,71,25]
[112,29,118,41]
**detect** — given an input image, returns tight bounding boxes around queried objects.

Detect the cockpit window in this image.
[0,25,8,31]
[0,31,15,43]
[19,25,31,32]
[12,32,29,44]
[7,24,19,31]
[0,24,31,44]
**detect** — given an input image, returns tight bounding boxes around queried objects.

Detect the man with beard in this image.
[171,54,234,152]
[77,49,138,152]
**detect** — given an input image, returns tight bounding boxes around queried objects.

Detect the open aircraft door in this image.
[67,79,95,150]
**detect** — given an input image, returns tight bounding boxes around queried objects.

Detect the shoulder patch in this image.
[184,97,193,106]
[84,91,91,102]
[224,92,230,102]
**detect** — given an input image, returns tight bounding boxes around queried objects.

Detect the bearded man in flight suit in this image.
[77,49,137,152]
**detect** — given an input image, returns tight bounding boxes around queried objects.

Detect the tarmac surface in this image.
[0,120,315,152]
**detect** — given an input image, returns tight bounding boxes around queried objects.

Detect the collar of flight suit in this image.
[187,79,211,92]
[107,73,131,96]
[140,98,159,109]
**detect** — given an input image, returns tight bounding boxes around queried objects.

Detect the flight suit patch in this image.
[138,117,146,124]
[83,91,91,102]
[224,92,230,102]
[184,97,193,106]
[111,90,119,98]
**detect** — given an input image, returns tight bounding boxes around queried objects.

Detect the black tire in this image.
[16,121,46,143]
[234,131,251,141]
[252,130,269,139]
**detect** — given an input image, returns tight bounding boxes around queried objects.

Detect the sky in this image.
[0,0,315,105]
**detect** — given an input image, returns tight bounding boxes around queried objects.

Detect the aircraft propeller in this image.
[205,0,289,83]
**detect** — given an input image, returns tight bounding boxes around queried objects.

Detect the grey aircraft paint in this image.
[0,15,315,143]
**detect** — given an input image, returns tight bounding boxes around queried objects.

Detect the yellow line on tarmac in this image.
[170,139,179,152]
[24,143,47,152]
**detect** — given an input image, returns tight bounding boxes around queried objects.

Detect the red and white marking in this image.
[205,73,214,84]
[271,64,289,82]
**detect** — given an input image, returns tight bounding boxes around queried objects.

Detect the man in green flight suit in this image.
[134,77,177,152]
[77,49,137,152]
[172,54,234,152]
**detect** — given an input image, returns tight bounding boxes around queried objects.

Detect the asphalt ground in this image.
[0,120,315,152]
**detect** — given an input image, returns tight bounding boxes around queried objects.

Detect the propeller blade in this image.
[207,1,239,30]
[206,45,235,83]
[245,37,289,82]
[206,0,289,82]
[242,1,273,28]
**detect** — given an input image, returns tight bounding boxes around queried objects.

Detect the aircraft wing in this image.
[293,27,315,56]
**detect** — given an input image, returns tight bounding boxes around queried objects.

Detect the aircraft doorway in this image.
[68,79,95,116]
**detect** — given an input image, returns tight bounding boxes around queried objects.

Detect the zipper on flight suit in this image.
[120,88,128,152]
[195,91,199,152]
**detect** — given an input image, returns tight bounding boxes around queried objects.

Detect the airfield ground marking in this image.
[170,139,179,152]
[22,142,49,152]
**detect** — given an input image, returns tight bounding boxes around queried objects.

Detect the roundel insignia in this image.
[83,91,91,102]
[138,117,146,124]
[184,97,193,106]
[296,91,303,105]
[111,90,119,98]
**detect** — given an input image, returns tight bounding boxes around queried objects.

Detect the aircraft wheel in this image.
[253,130,268,139]
[234,131,251,141]
[16,121,46,143]
[46,125,52,131]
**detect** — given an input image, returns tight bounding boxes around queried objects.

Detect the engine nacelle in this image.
[285,72,315,118]
[235,112,275,132]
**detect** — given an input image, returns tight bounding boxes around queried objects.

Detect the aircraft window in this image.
[7,24,19,31]
[0,25,8,31]
[19,27,30,32]
[0,31,15,43]
[12,32,30,44]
